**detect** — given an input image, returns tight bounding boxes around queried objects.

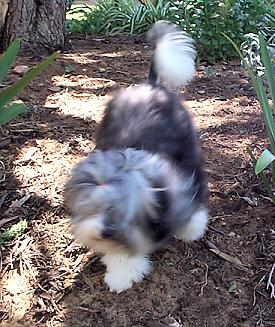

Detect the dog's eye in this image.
[101,228,115,239]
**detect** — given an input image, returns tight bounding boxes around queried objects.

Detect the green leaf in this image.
[252,75,275,152]
[0,39,21,84]
[0,220,28,245]
[64,64,75,75]
[228,281,238,293]
[247,146,275,204]
[259,34,275,114]
[0,102,28,126]
[224,33,275,152]
[0,51,58,109]
[255,149,275,175]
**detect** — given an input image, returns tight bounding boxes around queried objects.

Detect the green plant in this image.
[67,0,177,35]
[261,0,275,44]
[66,0,271,63]
[107,0,177,35]
[176,0,269,63]
[0,220,28,245]
[224,33,275,203]
[0,39,58,126]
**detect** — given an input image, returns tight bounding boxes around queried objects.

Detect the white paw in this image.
[104,271,135,293]
[102,254,151,293]
[176,207,208,242]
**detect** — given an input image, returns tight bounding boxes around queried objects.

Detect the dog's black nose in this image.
[101,228,115,239]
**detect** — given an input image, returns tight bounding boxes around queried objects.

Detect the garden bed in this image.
[0,35,274,327]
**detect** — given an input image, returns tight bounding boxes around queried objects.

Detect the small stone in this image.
[48,86,62,92]
[239,96,249,106]
[98,67,106,73]
[239,78,249,86]
[215,96,228,101]
[13,65,29,74]
[44,103,60,109]
[230,59,241,66]
[228,231,236,237]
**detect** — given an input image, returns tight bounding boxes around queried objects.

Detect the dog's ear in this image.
[154,187,169,216]
[145,185,170,242]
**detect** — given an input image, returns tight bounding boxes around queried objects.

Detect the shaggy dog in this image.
[64,20,208,293]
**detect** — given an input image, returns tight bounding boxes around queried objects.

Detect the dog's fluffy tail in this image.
[147,20,196,88]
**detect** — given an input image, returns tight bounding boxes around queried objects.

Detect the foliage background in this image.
[66,0,274,63]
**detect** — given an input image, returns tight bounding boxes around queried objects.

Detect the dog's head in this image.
[64,148,197,254]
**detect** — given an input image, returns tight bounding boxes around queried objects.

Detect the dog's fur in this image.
[64,21,208,293]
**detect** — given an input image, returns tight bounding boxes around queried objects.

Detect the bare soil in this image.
[0,36,274,327]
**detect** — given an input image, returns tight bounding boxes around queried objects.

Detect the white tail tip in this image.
[148,21,197,88]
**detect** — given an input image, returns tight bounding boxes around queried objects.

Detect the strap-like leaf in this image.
[0,39,21,84]
[0,52,58,109]
[0,102,27,126]
[255,149,275,174]
[259,34,275,115]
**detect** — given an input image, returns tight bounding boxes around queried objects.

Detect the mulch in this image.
[0,35,274,327]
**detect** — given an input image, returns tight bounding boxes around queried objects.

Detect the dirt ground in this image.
[0,36,274,327]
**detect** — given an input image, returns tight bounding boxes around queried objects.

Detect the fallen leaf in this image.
[48,86,62,92]
[0,138,12,149]
[0,217,18,228]
[37,297,47,312]
[241,196,258,207]
[206,240,250,271]
[209,248,246,266]
[39,291,52,301]
[0,192,8,209]
[6,194,31,214]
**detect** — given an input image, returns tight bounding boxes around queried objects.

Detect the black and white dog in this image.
[64,21,208,293]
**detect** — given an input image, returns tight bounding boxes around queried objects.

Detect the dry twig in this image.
[199,263,209,297]
[267,263,275,299]
[205,240,250,271]
[0,160,6,182]
[253,275,266,306]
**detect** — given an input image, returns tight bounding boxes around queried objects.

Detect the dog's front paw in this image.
[176,208,208,242]
[102,254,151,293]
[104,271,135,293]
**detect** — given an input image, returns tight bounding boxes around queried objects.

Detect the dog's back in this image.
[96,84,207,203]
[96,21,207,202]
[96,20,200,167]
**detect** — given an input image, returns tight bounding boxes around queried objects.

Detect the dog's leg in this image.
[102,253,151,293]
[175,207,208,242]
